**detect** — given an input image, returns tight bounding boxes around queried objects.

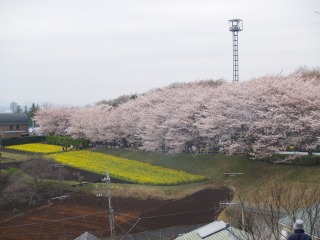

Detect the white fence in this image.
[276,151,320,156]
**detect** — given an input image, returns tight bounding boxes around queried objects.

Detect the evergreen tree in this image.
[28,103,39,118]
[16,105,22,113]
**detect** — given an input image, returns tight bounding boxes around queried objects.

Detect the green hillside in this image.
[1,146,319,200]
[93,147,320,197]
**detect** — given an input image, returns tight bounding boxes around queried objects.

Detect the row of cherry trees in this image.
[34,71,320,159]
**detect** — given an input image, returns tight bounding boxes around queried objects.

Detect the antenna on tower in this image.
[229,18,243,83]
[97,168,116,240]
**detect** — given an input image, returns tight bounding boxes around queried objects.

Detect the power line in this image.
[0,206,219,240]
[120,218,140,240]
[123,224,164,239]
[143,207,217,219]
[0,210,107,229]
[0,229,88,237]
[0,206,217,230]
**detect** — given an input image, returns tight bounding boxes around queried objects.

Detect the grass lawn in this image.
[0,150,31,162]
[92,147,320,198]
[1,145,319,200]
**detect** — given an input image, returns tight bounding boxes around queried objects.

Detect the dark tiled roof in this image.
[0,113,29,124]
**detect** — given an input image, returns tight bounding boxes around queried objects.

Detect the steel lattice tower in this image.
[229,19,243,83]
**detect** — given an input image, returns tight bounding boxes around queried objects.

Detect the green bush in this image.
[45,136,87,148]
[0,136,45,147]
[7,167,22,176]
[262,154,320,166]
[291,156,320,166]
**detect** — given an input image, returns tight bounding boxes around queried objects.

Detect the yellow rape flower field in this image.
[50,150,207,185]
[7,143,62,153]
[7,143,207,185]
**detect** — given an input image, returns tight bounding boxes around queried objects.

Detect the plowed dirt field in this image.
[0,187,229,240]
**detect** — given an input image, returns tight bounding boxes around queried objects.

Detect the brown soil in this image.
[0,152,230,240]
[0,187,229,240]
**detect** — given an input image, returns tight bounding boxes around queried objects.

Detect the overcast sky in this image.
[0,0,319,107]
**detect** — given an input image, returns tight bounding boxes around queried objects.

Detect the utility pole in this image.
[223,172,244,200]
[106,169,116,240]
[0,153,2,175]
[219,202,245,230]
[51,164,69,200]
[97,169,116,240]
[220,172,244,230]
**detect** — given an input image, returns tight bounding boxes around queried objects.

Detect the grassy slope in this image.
[92,147,320,197]
[1,147,319,199]
[0,151,31,162]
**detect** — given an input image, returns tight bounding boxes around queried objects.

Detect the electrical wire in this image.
[36,201,50,240]
[0,206,216,229]
[0,210,107,229]
[0,204,219,240]
[0,229,93,237]
[126,224,162,238]
[114,206,216,220]
[116,218,140,240]
[71,193,90,230]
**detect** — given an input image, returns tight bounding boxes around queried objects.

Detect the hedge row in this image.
[0,136,87,149]
[262,154,320,166]
[45,136,88,148]
[0,136,45,147]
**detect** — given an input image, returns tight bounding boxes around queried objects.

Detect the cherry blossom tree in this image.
[69,104,113,142]
[195,72,320,158]
[34,70,320,159]
[34,105,76,136]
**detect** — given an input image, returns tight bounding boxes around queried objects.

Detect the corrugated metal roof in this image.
[0,113,29,124]
[198,221,227,238]
[74,231,99,240]
[175,221,253,240]
[278,204,320,237]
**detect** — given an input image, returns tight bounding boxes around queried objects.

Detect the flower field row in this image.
[50,150,207,185]
[7,143,62,153]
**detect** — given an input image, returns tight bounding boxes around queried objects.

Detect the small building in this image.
[278,205,320,240]
[0,113,29,139]
[10,101,18,113]
[175,220,253,240]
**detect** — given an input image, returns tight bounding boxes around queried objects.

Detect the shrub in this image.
[7,167,22,177]
[1,136,45,147]
[45,136,87,149]
[262,154,320,166]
